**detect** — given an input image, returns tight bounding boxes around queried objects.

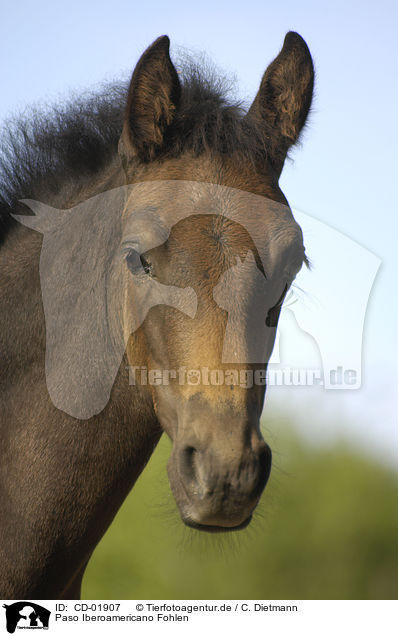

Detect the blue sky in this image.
[1,0,397,464]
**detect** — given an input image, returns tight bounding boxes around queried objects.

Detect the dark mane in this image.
[0,59,275,243]
[0,82,128,242]
[157,58,272,161]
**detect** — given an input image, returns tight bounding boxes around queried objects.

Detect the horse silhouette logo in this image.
[2,602,50,633]
[13,181,380,418]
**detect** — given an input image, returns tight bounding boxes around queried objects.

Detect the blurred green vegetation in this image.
[82,423,398,599]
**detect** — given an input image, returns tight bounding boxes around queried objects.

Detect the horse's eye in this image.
[266,284,288,328]
[140,254,152,276]
[124,248,152,276]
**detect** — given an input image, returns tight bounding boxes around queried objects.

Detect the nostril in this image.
[254,444,272,497]
[179,445,198,484]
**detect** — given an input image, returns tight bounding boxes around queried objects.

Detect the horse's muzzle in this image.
[167,425,272,531]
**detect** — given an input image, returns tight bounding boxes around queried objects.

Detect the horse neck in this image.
[0,158,163,598]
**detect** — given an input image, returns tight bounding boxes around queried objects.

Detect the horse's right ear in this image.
[119,36,181,164]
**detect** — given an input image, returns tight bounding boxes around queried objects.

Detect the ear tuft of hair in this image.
[121,35,182,162]
[247,31,314,174]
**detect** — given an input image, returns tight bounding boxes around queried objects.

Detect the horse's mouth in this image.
[182,515,253,533]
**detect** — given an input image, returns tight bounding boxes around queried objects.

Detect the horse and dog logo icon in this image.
[2,603,50,633]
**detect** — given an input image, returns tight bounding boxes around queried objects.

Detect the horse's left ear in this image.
[247,32,314,176]
[120,35,181,164]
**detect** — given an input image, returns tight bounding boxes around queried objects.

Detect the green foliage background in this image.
[82,422,398,599]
